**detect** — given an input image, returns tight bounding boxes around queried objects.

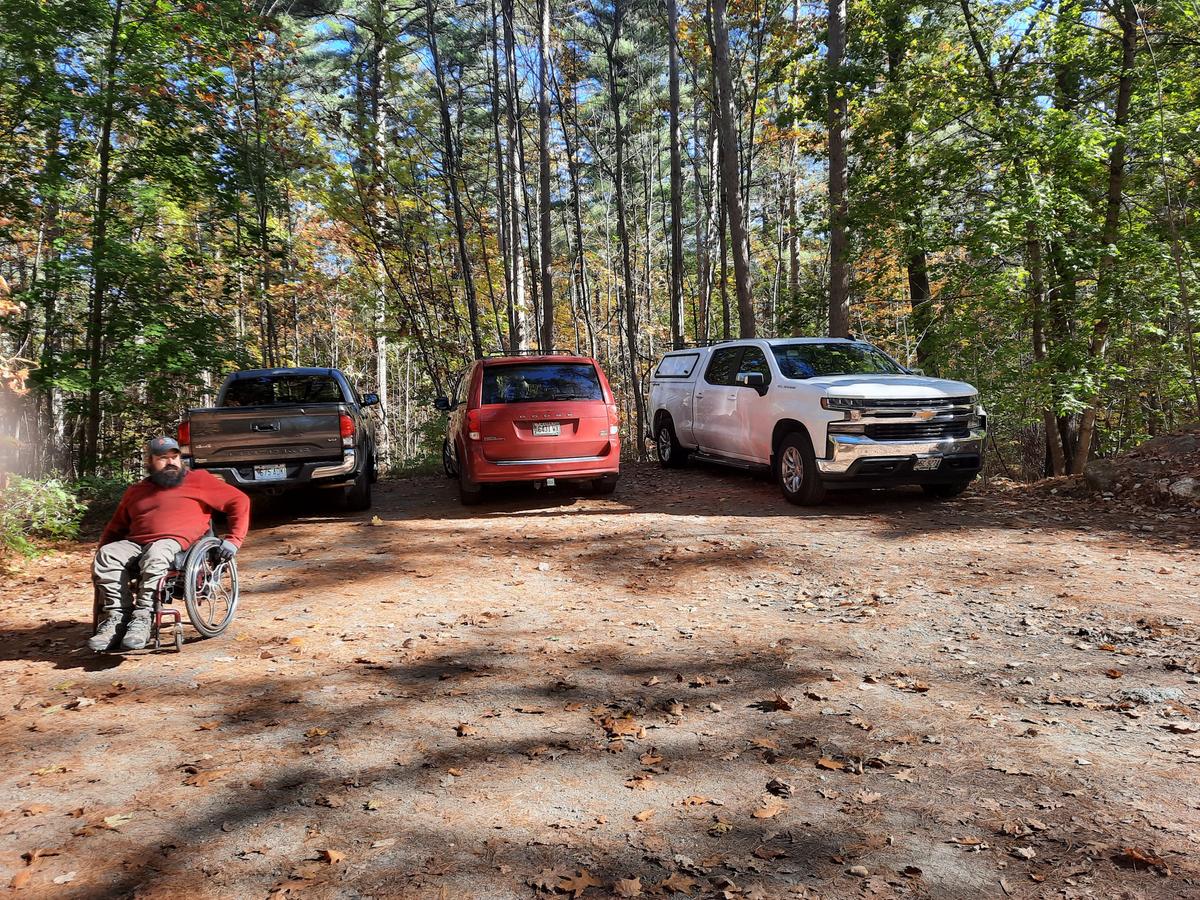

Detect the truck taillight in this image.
[177,420,191,454]
[339,413,355,447]
[467,409,481,441]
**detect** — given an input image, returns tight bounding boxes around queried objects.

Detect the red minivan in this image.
[435,353,621,504]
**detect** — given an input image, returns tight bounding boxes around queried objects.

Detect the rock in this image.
[848,865,869,877]
[1168,476,1199,499]
[1012,847,1036,860]
[1084,460,1119,492]
[1118,687,1185,704]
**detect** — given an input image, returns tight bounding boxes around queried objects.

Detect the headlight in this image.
[821,397,869,410]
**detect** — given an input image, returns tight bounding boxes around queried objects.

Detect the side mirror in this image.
[362,392,380,407]
[735,371,767,396]
[908,368,925,377]
[433,396,451,412]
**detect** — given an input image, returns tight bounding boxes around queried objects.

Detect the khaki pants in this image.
[93,539,182,620]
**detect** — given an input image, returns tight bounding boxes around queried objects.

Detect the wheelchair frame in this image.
[91,535,240,652]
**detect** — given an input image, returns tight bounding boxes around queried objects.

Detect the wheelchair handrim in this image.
[184,539,239,637]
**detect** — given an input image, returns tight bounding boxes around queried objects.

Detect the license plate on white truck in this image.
[254,464,288,481]
[913,456,942,471]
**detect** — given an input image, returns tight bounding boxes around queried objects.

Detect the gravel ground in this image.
[1,462,1198,899]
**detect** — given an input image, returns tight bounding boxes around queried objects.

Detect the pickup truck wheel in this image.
[655,420,689,469]
[922,480,972,500]
[345,466,372,511]
[776,432,826,506]
[442,438,457,478]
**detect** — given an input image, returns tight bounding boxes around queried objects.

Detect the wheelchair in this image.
[91,534,240,652]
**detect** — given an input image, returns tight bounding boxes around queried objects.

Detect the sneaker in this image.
[120,614,153,651]
[87,616,124,653]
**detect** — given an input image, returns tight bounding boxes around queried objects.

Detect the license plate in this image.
[254,464,288,481]
[532,422,560,437]
[913,456,942,471]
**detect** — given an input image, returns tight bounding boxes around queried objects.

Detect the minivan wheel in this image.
[592,474,619,496]
[442,438,457,478]
[656,420,688,469]
[458,465,483,506]
[776,431,826,506]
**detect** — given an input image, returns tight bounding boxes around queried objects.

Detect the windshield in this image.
[481,363,604,405]
[222,375,344,407]
[771,343,905,378]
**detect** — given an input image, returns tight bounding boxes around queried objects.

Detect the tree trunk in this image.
[83,0,124,474]
[827,0,850,338]
[606,1,647,459]
[667,0,686,349]
[537,0,554,350]
[502,0,529,351]
[489,0,513,351]
[427,0,483,359]
[709,0,755,337]
[1073,0,1137,473]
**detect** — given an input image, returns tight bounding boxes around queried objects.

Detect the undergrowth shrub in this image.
[0,475,87,556]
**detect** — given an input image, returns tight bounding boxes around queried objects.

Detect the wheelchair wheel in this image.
[183,536,239,639]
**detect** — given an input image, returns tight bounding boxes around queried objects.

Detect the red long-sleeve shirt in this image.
[99,469,250,550]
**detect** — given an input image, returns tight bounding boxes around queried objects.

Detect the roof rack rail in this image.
[679,339,736,348]
[484,349,576,358]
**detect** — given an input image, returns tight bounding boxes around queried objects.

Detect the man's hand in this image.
[217,540,239,562]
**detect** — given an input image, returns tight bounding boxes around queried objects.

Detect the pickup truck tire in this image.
[345,466,372,511]
[776,431,826,506]
[922,480,972,500]
[442,439,457,478]
[655,419,689,468]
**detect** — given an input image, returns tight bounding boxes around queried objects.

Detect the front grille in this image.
[866,396,975,409]
[864,421,970,441]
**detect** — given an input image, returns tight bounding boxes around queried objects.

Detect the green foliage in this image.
[0,476,87,556]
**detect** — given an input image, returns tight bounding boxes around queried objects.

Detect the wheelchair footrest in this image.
[157,608,181,627]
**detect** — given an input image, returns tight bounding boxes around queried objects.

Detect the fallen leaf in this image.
[752,845,786,860]
[318,849,345,865]
[183,769,229,787]
[363,798,381,811]
[639,749,664,765]
[1011,847,1036,860]
[316,795,344,808]
[21,805,52,817]
[305,727,329,738]
[9,871,31,890]
[447,767,464,777]
[1164,722,1200,734]
[752,801,785,819]
[1105,669,1124,679]
[657,873,697,894]
[612,876,642,897]
[53,872,77,885]
[816,757,845,771]
[632,808,656,822]
[102,813,134,828]
[21,848,60,866]
[892,769,916,783]
[558,869,601,898]
[855,790,882,805]
[455,723,478,736]
[371,839,396,849]
[196,721,221,731]
[368,515,384,526]
[1114,847,1170,874]
[765,694,794,711]
[680,795,710,806]
[707,819,734,836]
[766,778,793,797]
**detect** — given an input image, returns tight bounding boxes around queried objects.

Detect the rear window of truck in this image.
[222,375,344,407]
[655,353,700,378]
[481,363,603,405]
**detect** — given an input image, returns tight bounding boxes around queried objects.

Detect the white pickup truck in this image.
[648,338,987,504]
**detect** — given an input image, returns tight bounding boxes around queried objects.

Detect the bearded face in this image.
[147,453,187,488]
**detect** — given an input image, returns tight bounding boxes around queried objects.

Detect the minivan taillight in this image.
[467,409,481,441]
[339,413,355,447]
[177,420,191,454]
[607,403,619,436]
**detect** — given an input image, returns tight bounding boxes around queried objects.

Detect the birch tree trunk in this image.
[667,0,685,349]
[537,0,554,350]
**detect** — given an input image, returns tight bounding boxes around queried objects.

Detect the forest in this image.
[1,0,1198,484]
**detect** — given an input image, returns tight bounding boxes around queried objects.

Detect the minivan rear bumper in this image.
[463,442,619,483]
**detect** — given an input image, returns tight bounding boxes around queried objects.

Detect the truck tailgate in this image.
[189,405,344,465]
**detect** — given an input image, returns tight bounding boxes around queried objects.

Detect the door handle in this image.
[695,392,704,398]
[252,422,278,432]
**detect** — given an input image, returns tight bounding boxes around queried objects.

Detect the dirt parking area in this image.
[2,463,1199,899]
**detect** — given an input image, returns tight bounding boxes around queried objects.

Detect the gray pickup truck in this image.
[180,368,380,510]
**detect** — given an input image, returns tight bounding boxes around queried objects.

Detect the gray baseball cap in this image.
[146,436,181,456]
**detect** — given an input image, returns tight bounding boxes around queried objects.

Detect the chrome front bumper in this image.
[816,429,986,475]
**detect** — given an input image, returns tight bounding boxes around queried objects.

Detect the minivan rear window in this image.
[222,375,343,407]
[481,363,603,405]
[655,353,700,378]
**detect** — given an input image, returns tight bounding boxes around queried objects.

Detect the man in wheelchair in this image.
[88,436,250,652]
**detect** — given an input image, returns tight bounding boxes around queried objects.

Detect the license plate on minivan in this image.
[254,464,288,481]
[532,422,561,437]
[913,456,942,471]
